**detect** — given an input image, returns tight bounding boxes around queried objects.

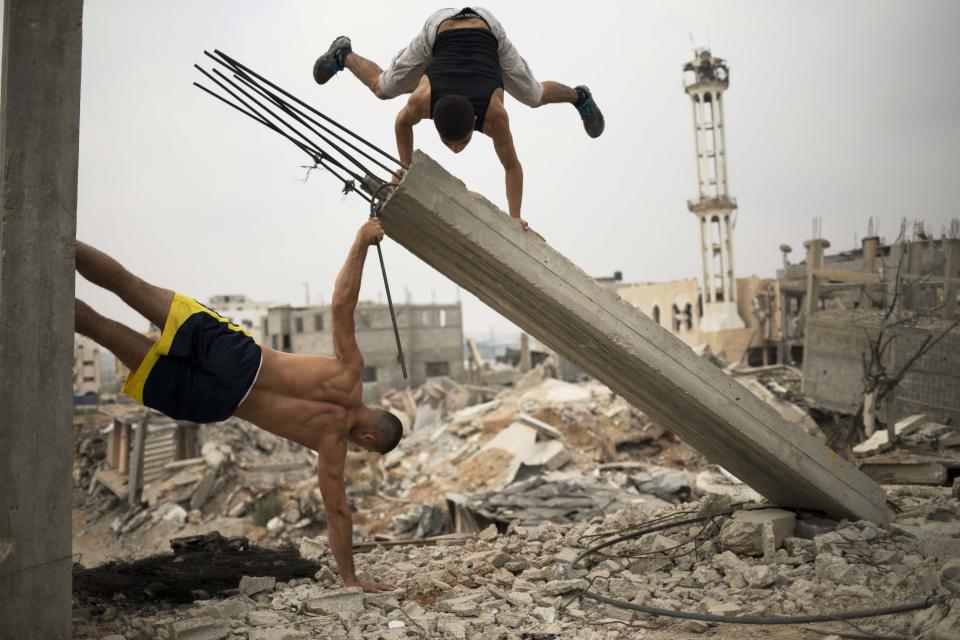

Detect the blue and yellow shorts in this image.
[122,293,262,423]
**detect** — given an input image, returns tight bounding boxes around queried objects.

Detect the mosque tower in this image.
[683,49,745,331]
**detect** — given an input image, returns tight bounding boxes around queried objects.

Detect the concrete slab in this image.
[380,151,888,523]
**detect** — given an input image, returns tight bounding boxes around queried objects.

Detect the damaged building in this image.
[263,301,465,395]
[782,222,960,426]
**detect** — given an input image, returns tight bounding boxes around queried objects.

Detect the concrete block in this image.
[170,617,230,640]
[719,508,796,555]
[381,151,888,523]
[305,588,365,617]
[239,575,276,597]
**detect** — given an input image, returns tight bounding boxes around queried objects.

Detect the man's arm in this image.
[331,219,384,369]
[315,431,395,593]
[486,96,524,225]
[394,79,429,169]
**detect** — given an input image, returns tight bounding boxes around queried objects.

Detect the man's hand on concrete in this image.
[346,578,398,593]
[391,167,407,185]
[357,219,384,246]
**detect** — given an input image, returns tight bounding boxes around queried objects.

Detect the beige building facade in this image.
[74,334,102,399]
[616,276,780,364]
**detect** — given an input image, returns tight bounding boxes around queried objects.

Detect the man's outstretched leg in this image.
[75,241,173,330]
[529,81,604,138]
[75,299,153,372]
[313,36,392,100]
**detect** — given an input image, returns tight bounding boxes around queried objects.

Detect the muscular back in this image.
[234,346,361,450]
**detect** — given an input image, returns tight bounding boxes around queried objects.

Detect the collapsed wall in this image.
[379,151,888,523]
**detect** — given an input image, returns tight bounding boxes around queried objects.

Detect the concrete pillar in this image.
[716,219,728,300]
[519,334,531,373]
[382,151,888,524]
[724,213,737,301]
[699,217,711,303]
[706,218,718,302]
[804,239,829,316]
[694,97,708,198]
[709,94,722,197]
[717,92,730,195]
[0,2,83,638]
[861,236,879,309]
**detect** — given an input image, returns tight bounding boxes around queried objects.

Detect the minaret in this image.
[684,49,745,331]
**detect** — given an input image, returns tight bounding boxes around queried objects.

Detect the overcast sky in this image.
[52,1,960,341]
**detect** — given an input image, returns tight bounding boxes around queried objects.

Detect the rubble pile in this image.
[73,489,960,640]
[71,356,960,639]
[357,363,704,540]
[853,414,960,490]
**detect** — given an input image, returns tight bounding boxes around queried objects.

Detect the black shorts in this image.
[123,293,262,423]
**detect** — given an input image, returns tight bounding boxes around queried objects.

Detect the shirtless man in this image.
[312,6,605,231]
[74,219,398,593]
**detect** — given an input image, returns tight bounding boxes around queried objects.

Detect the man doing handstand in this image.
[75,219,398,593]
[313,6,604,231]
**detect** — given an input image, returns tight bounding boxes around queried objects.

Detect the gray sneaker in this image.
[574,85,604,138]
[313,36,352,85]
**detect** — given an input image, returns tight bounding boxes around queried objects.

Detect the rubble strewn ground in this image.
[72,358,960,639]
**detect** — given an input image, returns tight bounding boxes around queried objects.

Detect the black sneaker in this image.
[313,36,352,85]
[574,85,604,138]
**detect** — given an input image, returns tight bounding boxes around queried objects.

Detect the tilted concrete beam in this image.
[380,151,888,524]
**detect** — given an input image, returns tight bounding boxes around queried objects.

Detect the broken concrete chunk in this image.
[928,608,960,640]
[815,553,865,585]
[201,440,229,469]
[505,591,534,607]
[194,595,254,620]
[479,524,499,542]
[435,617,469,638]
[542,579,587,596]
[794,516,839,540]
[298,536,327,561]
[628,465,692,502]
[683,620,709,633]
[364,590,401,612]
[189,468,218,511]
[742,564,777,588]
[719,508,796,555]
[853,414,928,454]
[238,575,276,597]
[169,616,230,640]
[703,599,741,616]
[246,610,282,626]
[503,559,531,573]
[437,595,480,617]
[941,559,960,594]
[305,588,365,617]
